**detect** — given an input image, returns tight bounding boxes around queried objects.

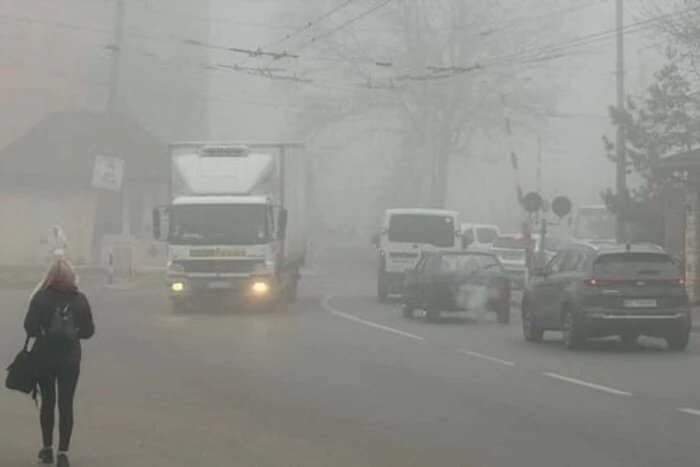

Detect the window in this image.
[388,214,455,247]
[423,255,440,276]
[476,228,499,244]
[493,236,535,250]
[462,229,475,248]
[593,253,681,279]
[170,204,271,245]
[414,254,429,274]
[547,251,568,274]
[561,250,588,272]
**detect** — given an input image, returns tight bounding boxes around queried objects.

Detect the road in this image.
[1,236,700,466]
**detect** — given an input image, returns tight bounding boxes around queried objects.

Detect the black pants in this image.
[38,363,80,451]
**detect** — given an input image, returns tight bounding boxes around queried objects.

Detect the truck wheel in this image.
[286,278,299,303]
[171,301,187,314]
[377,272,389,303]
[497,301,511,324]
[401,304,415,319]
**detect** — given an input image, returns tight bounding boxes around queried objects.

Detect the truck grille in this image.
[174,259,264,274]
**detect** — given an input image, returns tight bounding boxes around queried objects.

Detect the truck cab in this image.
[374,208,461,302]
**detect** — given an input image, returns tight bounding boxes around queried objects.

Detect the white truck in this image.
[152,142,308,312]
[571,205,616,243]
[372,208,462,302]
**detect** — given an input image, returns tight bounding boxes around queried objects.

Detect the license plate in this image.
[208,281,231,289]
[623,299,657,308]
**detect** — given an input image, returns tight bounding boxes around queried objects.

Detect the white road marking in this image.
[677,408,700,417]
[321,295,424,341]
[458,349,515,366]
[543,372,633,396]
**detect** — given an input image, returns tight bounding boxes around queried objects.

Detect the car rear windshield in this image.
[492,237,534,250]
[476,228,499,244]
[593,253,681,279]
[388,214,455,247]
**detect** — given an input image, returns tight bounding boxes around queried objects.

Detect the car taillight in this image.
[586,278,600,287]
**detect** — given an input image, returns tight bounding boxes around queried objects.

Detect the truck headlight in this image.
[171,282,185,292]
[251,281,271,296]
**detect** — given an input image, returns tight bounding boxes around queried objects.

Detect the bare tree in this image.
[269,0,572,209]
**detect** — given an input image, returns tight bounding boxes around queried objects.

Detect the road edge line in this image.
[677,407,700,417]
[543,372,633,396]
[321,295,424,341]
[457,349,515,366]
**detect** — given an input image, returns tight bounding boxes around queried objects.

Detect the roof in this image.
[0,110,168,183]
[461,223,500,230]
[172,195,270,205]
[384,208,459,216]
[424,250,497,257]
[657,147,700,171]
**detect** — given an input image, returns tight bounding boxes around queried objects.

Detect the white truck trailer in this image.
[152,142,308,312]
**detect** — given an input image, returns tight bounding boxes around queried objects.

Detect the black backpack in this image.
[46,300,78,341]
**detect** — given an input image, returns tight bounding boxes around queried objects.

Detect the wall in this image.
[0,185,96,266]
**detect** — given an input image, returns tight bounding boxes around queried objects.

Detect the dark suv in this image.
[522,242,691,351]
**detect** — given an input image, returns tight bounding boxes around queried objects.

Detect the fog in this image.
[0,1,680,265]
[3,2,700,466]
[208,0,668,235]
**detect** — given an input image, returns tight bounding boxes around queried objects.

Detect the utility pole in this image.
[536,135,542,194]
[615,0,627,243]
[107,0,125,111]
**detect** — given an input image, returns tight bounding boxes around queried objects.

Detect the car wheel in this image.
[401,304,415,319]
[522,300,543,343]
[377,272,389,303]
[620,332,639,348]
[425,306,440,322]
[171,301,188,314]
[665,329,690,352]
[562,309,584,350]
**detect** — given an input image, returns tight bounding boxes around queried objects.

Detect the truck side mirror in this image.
[152,206,170,241]
[371,233,380,247]
[278,209,288,240]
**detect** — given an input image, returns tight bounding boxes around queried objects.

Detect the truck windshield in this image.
[388,214,455,247]
[170,204,270,245]
[574,208,615,240]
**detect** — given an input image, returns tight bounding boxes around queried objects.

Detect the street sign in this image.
[92,154,125,191]
[522,191,542,213]
[552,195,572,218]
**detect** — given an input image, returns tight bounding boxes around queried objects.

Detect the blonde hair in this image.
[32,257,77,298]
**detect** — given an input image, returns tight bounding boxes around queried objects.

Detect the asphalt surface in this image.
[2,236,700,466]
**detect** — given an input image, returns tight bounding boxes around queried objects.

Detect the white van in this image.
[373,208,461,302]
[461,224,501,250]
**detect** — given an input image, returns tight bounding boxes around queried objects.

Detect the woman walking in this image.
[24,258,94,467]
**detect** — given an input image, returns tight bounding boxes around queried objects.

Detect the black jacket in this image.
[24,286,95,366]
